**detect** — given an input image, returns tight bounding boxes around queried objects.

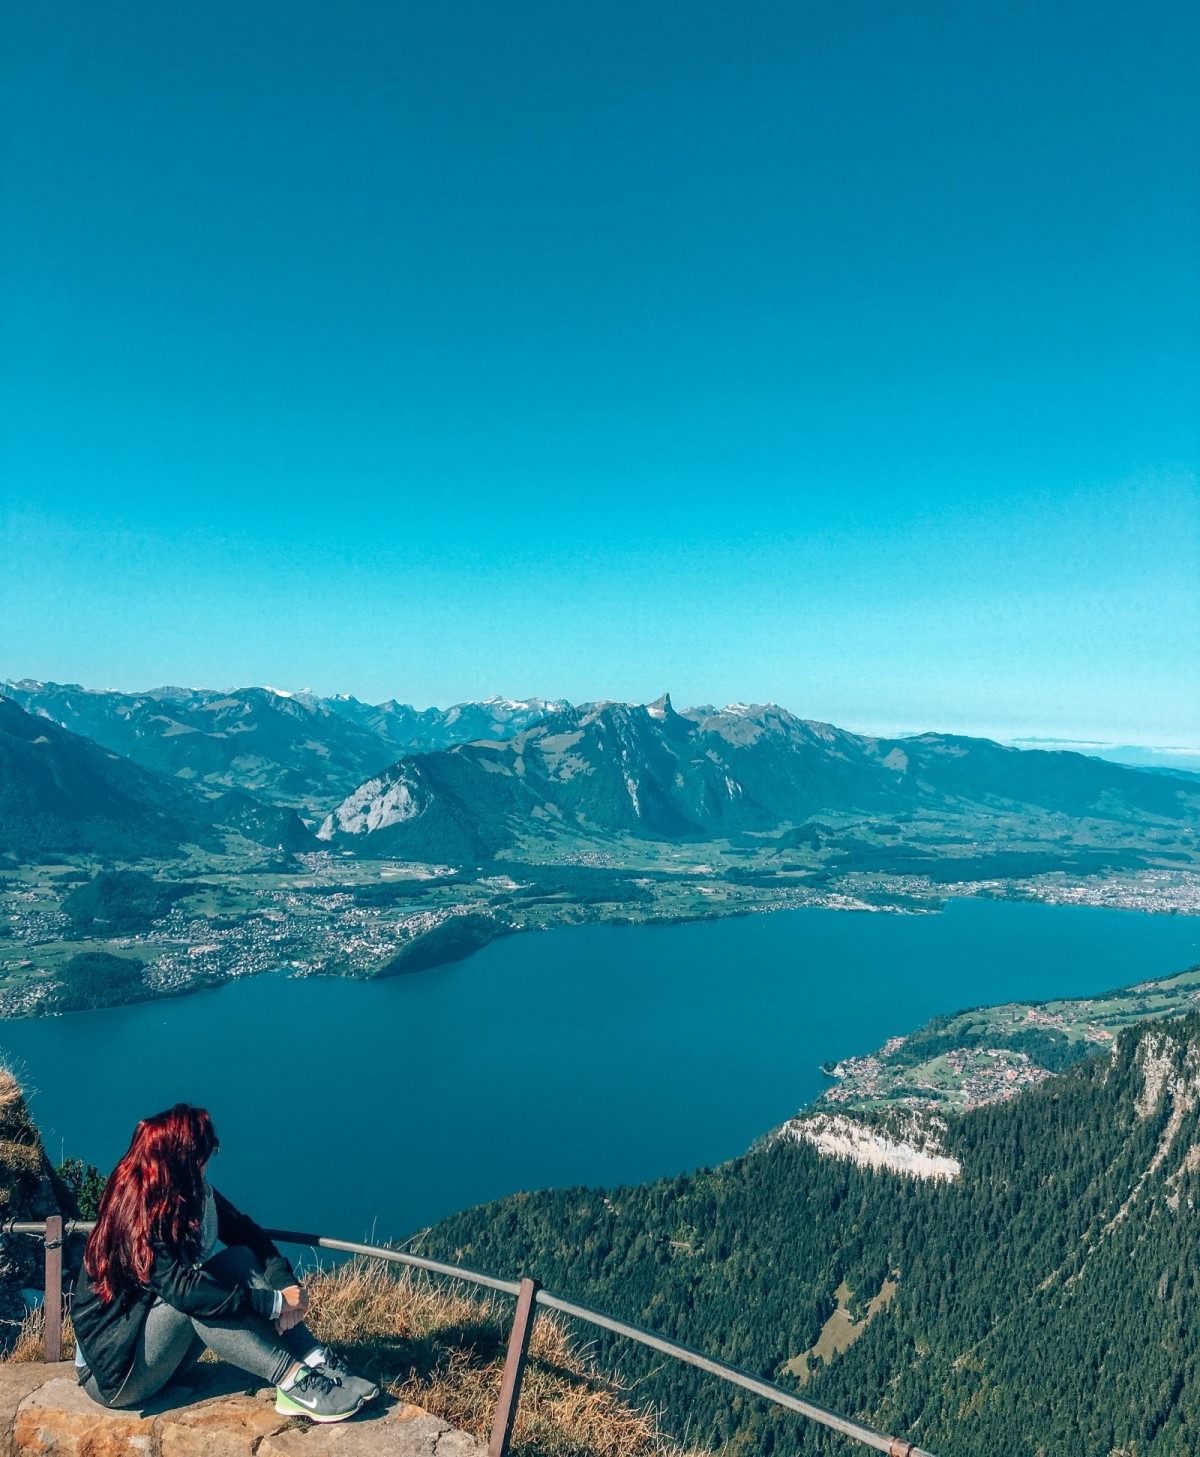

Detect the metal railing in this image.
[3,1216,936,1457]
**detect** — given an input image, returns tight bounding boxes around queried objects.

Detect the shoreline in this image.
[2,873,1198,1023]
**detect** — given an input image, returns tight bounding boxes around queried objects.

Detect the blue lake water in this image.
[2,900,1198,1247]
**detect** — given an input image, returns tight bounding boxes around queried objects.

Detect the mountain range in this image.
[1,680,564,811]
[317,693,1200,862]
[3,680,1198,872]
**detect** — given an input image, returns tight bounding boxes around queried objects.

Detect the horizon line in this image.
[3,674,1197,756]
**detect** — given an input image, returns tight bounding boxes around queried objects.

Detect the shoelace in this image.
[297,1368,342,1395]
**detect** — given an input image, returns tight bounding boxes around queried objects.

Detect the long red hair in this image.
[84,1104,218,1303]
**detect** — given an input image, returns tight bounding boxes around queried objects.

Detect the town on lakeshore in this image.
[813,966,1200,1116]
[3,853,1199,1021]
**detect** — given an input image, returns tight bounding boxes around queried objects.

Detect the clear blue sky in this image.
[2,2,1197,743]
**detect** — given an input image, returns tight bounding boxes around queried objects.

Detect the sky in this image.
[2,1,1197,744]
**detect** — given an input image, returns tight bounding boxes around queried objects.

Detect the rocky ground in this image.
[0,1361,481,1457]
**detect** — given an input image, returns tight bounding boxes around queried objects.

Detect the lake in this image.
[2,899,1198,1248]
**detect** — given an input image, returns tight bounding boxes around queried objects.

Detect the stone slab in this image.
[0,1361,482,1457]
[259,1400,483,1457]
[14,1376,157,1456]
[158,1393,289,1457]
[136,1363,267,1415]
[0,1366,67,1457]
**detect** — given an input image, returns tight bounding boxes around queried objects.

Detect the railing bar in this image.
[3,1223,521,1295]
[536,1291,936,1457]
[263,1232,523,1296]
[5,1222,94,1235]
[487,1277,540,1457]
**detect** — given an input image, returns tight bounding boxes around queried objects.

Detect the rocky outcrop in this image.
[0,1362,481,1457]
[0,1072,68,1348]
[780,1111,962,1182]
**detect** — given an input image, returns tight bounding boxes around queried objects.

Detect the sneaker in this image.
[309,1348,381,1404]
[275,1366,363,1423]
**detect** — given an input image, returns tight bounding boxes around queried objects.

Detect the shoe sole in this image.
[275,1394,364,1423]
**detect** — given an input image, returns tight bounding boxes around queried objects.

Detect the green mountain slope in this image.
[1,681,395,811]
[423,1012,1200,1456]
[0,697,311,862]
[0,695,197,860]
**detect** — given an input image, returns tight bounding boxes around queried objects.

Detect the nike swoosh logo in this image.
[290,1394,321,1409]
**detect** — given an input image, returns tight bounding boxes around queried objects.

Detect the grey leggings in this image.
[82,1246,316,1409]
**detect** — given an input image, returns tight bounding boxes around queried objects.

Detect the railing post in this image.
[43,1215,63,1364]
[487,1277,540,1457]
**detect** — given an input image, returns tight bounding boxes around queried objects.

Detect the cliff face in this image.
[779,1109,962,1181]
[0,1071,67,1347]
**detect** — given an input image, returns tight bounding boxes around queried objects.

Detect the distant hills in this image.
[1,680,564,811]
[317,693,1200,861]
[0,696,309,861]
[0,695,194,860]
[322,691,569,757]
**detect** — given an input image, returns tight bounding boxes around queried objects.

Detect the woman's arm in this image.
[212,1187,296,1289]
[147,1242,279,1320]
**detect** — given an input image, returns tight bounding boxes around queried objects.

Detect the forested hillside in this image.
[424,1017,1200,1456]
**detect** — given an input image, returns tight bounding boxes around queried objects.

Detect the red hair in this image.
[84,1104,218,1304]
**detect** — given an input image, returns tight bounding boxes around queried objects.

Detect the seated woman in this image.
[71,1103,378,1422]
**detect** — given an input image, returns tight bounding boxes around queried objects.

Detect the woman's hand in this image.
[276,1284,309,1334]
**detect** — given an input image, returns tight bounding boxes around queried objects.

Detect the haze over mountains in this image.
[1009,737,1200,777]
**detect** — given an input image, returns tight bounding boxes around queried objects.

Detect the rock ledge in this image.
[0,1362,482,1457]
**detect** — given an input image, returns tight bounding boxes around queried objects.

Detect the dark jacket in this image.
[71,1187,296,1404]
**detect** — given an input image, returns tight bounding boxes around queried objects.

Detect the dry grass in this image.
[7,1306,74,1365]
[305,1258,689,1457]
[0,1071,23,1109]
[6,1259,692,1457]
[0,1068,53,1213]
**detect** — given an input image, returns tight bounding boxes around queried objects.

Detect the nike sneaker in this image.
[308,1347,381,1404]
[274,1366,363,1423]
